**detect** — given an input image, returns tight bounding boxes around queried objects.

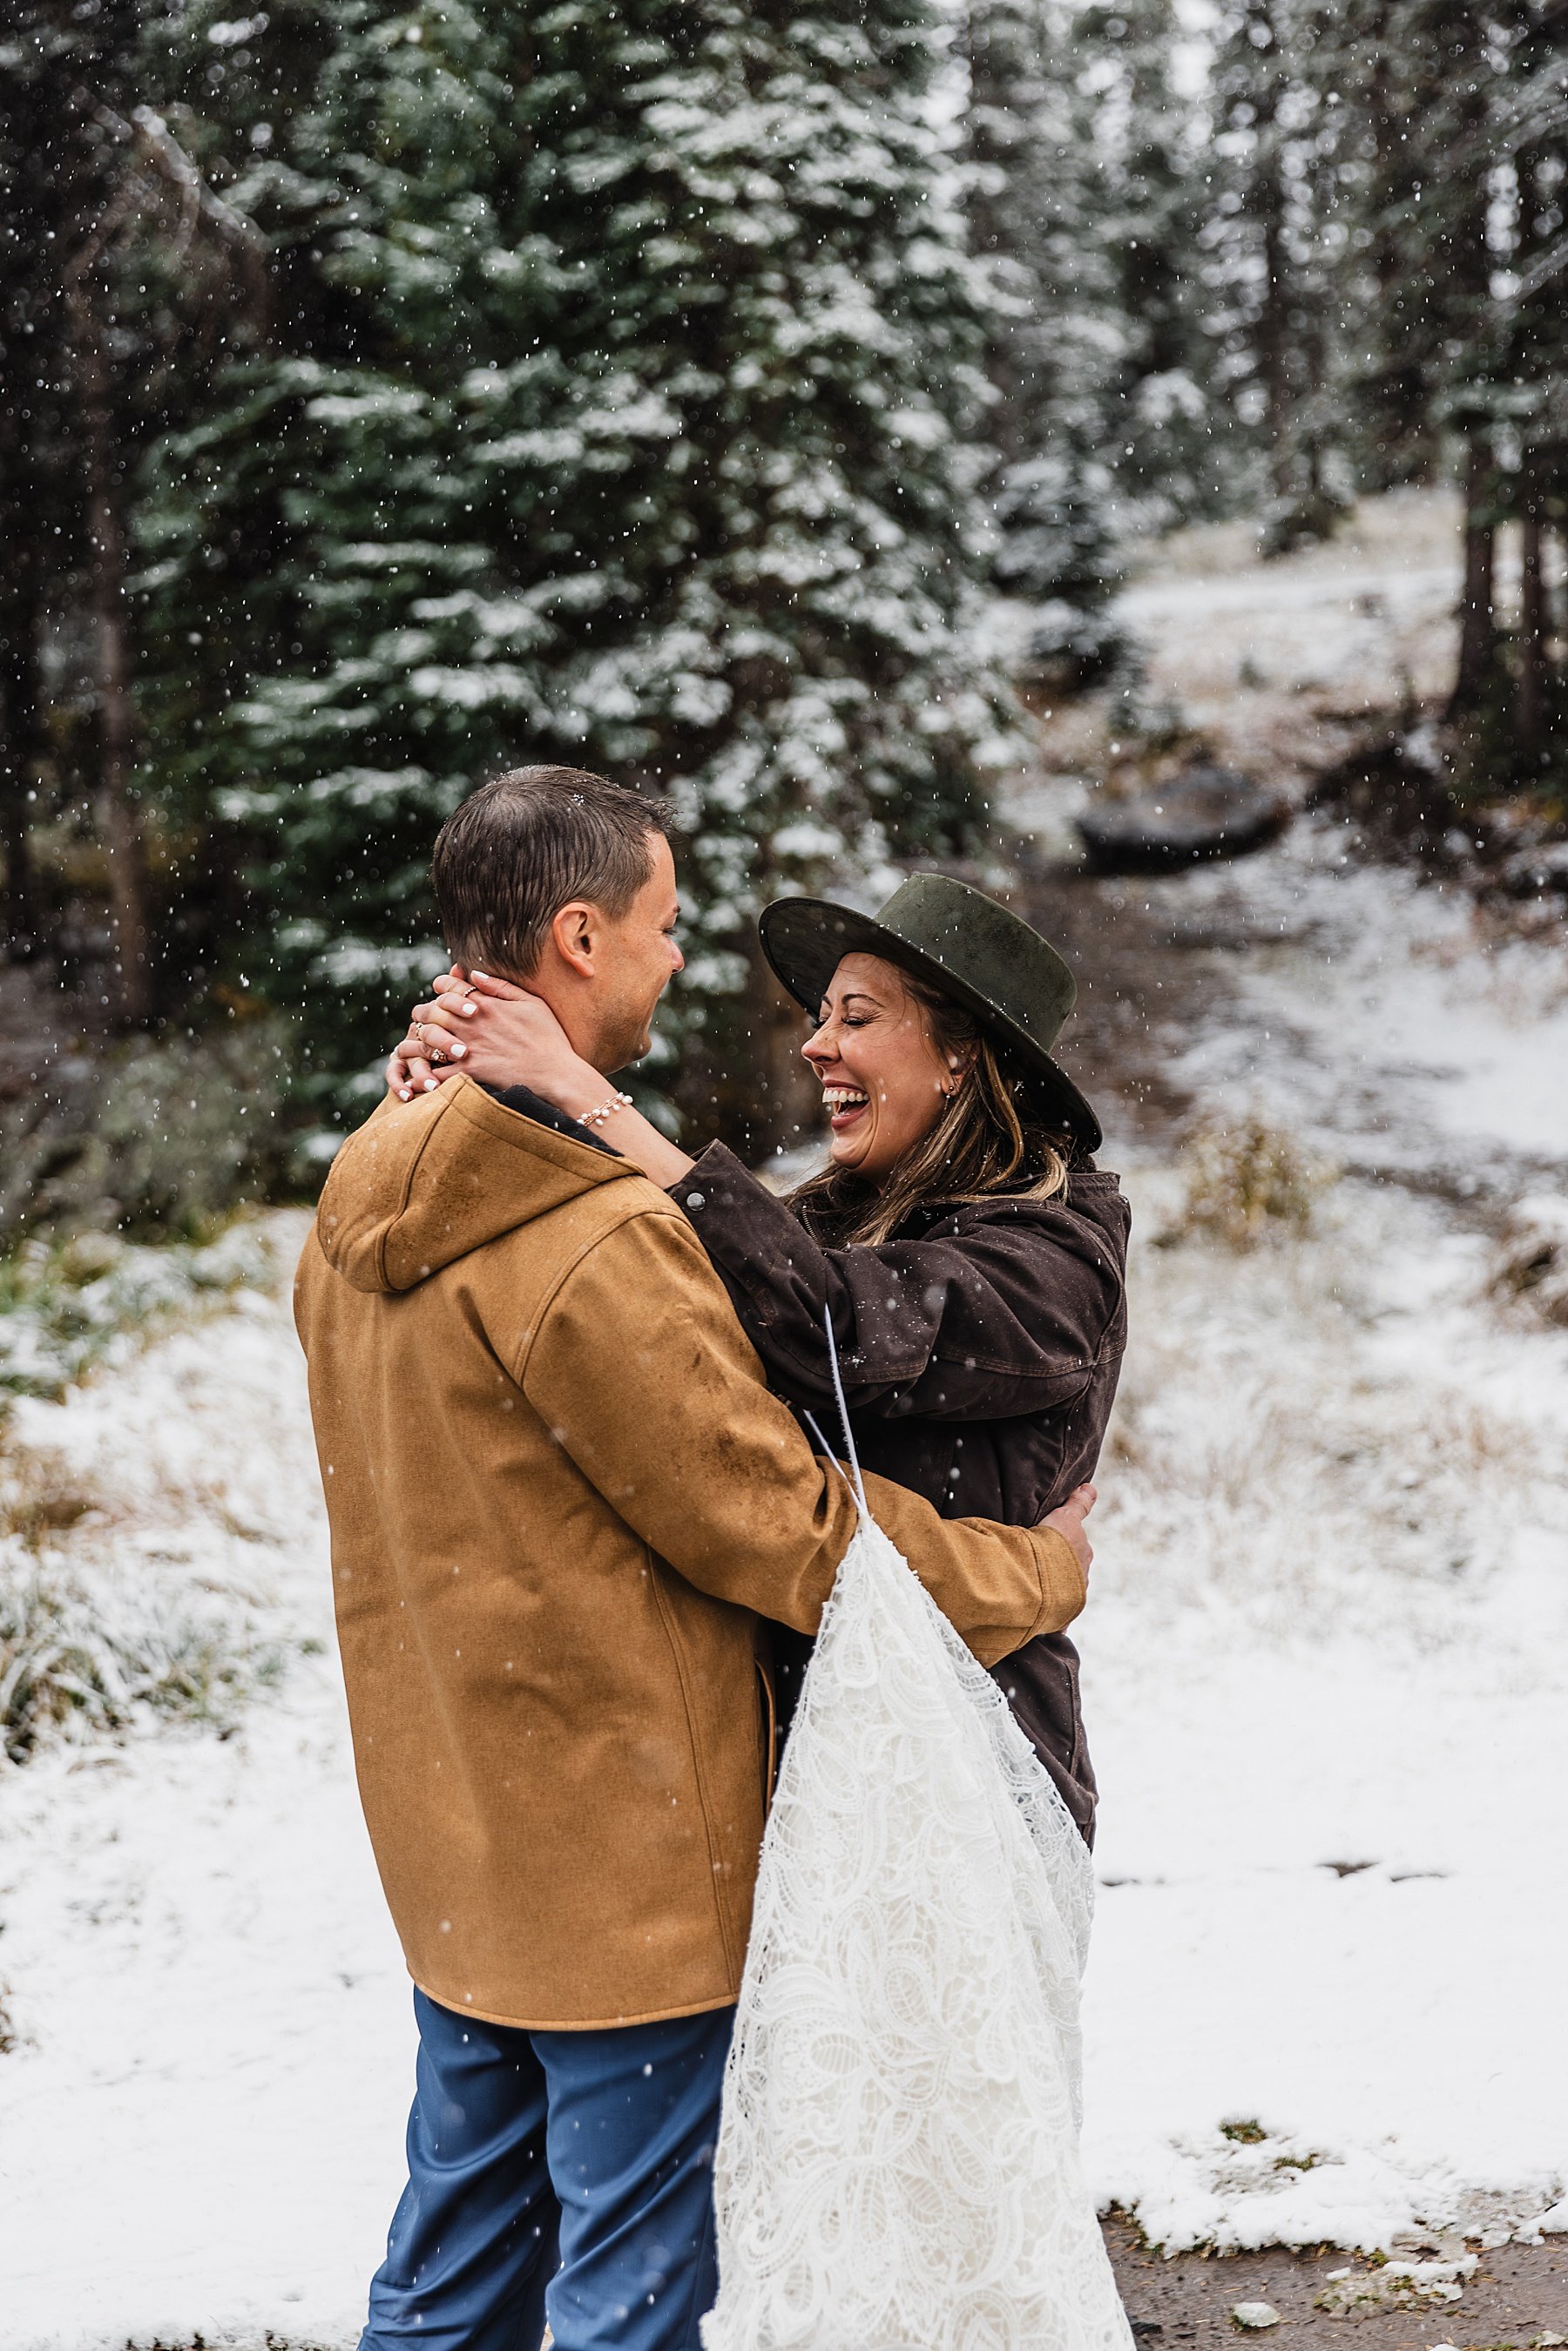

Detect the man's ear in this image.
[549,899,598,981]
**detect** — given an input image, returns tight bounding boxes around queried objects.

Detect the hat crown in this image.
[871,875,1077,1047]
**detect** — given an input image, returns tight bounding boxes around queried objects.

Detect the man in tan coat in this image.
[295,767,1093,2351]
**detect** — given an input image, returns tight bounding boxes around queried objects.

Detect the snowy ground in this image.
[1025,487,1568,2254]
[3,500,1566,2346]
[0,1277,414,2348]
[1119,484,1467,730]
[1017,483,1475,794]
[1085,1156,1568,2253]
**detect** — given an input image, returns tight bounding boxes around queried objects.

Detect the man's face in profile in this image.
[594,831,684,1071]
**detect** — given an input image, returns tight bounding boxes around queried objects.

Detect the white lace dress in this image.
[701,1484,1133,2351]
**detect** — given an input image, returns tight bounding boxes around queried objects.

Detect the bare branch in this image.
[1513,231,1568,305]
[125,105,268,285]
[63,89,269,328]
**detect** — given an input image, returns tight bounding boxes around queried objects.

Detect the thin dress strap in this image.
[801,1304,869,1520]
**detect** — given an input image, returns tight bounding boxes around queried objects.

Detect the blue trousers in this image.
[360,1989,732,2351]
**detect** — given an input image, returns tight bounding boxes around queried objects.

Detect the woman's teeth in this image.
[822,1087,868,1115]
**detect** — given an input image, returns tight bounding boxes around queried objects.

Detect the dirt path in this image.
[1106,2221,1568,2351]
[1003,799,1568,1214]
[1005,849,1240,1144]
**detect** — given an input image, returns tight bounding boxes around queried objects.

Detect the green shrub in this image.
[0,1013,300,1250]
[0,1218,287,1403]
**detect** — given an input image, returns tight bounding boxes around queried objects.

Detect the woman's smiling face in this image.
[801,953,962,1182]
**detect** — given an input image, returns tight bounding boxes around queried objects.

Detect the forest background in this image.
[3,0,1568,1247]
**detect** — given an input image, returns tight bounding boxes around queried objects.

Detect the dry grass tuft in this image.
[1169,1117,1336,1251]
[0,1444,109,1552]
[1490,1194,1568,1327]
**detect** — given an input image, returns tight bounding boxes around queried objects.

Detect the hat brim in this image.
[758,895,1103,1153]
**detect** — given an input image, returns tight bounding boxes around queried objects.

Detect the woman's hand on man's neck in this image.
[402,966,698,1189]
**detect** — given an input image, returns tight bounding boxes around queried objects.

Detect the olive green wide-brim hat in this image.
[759,873,1103,1152]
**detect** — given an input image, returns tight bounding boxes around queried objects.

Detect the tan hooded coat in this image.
[294,1078,1086,2030]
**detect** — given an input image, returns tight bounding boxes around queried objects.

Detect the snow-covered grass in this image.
[0,1219,314,1767]
[1131,483,1457,720]
[1083,1165,1568,2252]
[0,1544,285,1767]
[1159,822,1568,1186]
[0,1229,409,2350]
[1001,730,1568,2258]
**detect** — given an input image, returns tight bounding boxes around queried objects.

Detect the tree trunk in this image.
[963,0,1031,471]
[1258,178,1294,511]
[1449,440,1496,719]
[67,260,152,1027]
[0,622,41,963]
[0,466,43,963]
[1240,10,1303,534]
[1517,476,1546,763]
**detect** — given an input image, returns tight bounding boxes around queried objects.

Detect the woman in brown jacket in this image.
[391,873,1127,1845]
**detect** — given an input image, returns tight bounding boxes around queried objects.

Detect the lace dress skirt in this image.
[701,1505,1134,2351]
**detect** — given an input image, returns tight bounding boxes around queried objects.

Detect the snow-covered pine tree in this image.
[963,0,1221,683]
[139,0,1010,1141]
[964,0,1123,682]
[1072,0,1221,533]
[1205,0,1352,552]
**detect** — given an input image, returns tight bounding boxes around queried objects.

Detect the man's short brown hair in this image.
[432,767,673,979]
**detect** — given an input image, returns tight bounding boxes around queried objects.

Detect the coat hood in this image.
[314,1078,639,1294]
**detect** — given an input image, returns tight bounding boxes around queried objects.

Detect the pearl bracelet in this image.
[578,1090,634,1131]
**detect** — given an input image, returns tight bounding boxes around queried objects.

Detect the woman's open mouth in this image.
[822,1085,869,1132]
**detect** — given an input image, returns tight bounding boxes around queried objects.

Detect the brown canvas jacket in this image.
[294,1078,1088,2030]
[667,1143,1130,1842]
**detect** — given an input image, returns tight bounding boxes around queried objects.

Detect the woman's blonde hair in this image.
[791,969,1076,1248]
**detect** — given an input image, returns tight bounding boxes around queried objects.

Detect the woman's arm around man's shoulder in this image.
[665,1140,1127,1422]
[514,1195,1089,1665]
